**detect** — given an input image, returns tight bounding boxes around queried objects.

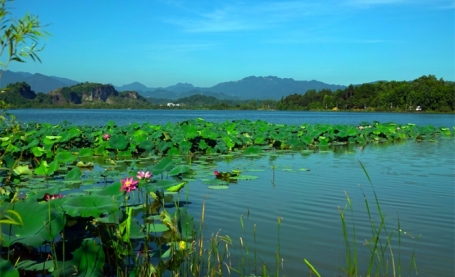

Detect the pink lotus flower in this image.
[103,134,111,141]
[120,177,138,193]
[137,170,152,180]
[45,194,63,201]
[214,170,219,176]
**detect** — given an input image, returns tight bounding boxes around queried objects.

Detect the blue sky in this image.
[6,0,455,88]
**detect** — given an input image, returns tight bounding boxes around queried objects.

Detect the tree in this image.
[0,0,49,79]
[0,0,48,125]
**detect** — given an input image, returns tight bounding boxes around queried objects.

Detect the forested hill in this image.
[277,75,455,112]
[0,82,150,108]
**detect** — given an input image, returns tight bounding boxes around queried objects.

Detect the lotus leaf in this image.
[65,167,82,180]
[0,201,65,247]
[53,238,105,277]
[0,257,19,277]
[108,135,128,150]
[55,150,77,164]
[158,141,171,153]
[167,147,180,156]
[208,185,229,189]
[166,182,186,192]
[15,260,54,272]
[152,157,175,174]
[78,148,93,157]
[31,146,46,157]
[179,140,192,153]
[139,139,154,150]
[34,160,59,176]
[145,223,170,233]
[13,165,32,175]
[61,195,121,218]
[168,165,190,176]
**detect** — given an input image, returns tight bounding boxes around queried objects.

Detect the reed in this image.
[335,160,419,277]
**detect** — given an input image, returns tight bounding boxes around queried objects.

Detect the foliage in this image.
[0,82,37,106]
[277,75,455,112]
[0,118,450,275]
[0,0,49,78]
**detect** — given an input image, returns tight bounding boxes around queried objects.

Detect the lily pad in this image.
[0,201,65,248]
[208,185,229,190]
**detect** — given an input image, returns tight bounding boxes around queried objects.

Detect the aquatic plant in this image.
[137,170,152,180]
[120,176,139,193]
[336,161,420,277]
[0,119,450,276]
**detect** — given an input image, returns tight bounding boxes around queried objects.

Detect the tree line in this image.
[276,75,455,112]
[0,81,279,110]
[2,75,454,112]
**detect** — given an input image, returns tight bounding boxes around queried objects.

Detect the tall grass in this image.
[337,160,419,277]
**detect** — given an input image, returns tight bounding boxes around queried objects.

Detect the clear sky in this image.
[6,0,455,88]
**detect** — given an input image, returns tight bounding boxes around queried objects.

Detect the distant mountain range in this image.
[0,70,79,93]
[0,70,347,100]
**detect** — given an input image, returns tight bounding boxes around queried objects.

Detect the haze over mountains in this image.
[0,70,347,100]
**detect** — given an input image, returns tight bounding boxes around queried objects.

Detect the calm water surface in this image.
[8,109,455,127]
[6,109,455,276]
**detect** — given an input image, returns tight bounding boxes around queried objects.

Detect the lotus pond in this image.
[0,116,453,276]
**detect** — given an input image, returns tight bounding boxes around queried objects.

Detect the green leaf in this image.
[31,146,46,157]
[208,185,229,190]
[0,202,65,248]
[0,256,19,277]
[166,182,186,192]
[108,135,128,150]
[138,140,154,150]
[179,140,192,153]
[47,160,60,176]
[54,238,105,277]
[34,160,49,176]
[65,167,82,180]
[13,165,32,175]
[61,195,121,218]
[16,260,54,272]
[168,165,190,176]
[145,223,170,233]
[152,157,174,175]
[78,148,93,157]
[198,139,208,150]
[55,151,77,164]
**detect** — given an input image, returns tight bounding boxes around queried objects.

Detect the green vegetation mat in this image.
[0,116,452,276]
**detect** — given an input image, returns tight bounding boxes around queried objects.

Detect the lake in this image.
[7,109,455,127]
[5,109,455,276]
